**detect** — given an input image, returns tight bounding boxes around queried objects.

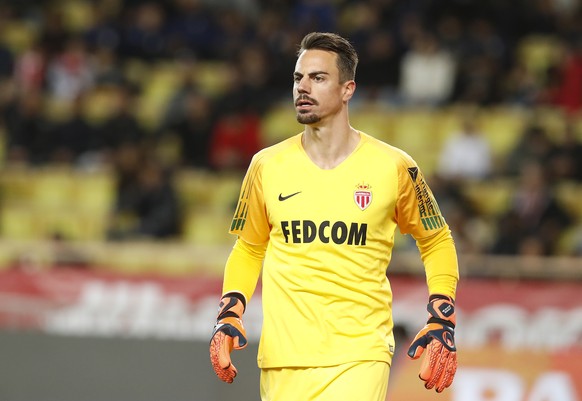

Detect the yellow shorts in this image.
[260,361,390,401]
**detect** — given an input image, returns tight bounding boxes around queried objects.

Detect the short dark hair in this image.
[298,32,358,83]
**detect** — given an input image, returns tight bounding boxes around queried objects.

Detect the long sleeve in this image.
[416,227,459,298]
[222,237,267,303]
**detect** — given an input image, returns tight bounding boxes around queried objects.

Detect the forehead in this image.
[295,49,338,75]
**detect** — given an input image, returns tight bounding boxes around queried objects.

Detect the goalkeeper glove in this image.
[209,292,248,383]
[407,294,457,393]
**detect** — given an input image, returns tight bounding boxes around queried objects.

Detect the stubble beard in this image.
[296,112,321,125]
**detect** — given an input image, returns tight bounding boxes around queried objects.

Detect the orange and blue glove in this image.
[407,294,457,393]
[209,292,247,383]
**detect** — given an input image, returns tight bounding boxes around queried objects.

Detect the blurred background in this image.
[0,0,581,400]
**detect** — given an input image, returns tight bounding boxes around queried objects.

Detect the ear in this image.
[342,80,356,102]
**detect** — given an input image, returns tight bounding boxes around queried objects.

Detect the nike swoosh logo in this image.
[278,191,301,201]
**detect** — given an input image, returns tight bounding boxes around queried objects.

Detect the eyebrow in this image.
[293,70,330,78]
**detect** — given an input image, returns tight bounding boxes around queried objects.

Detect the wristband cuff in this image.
[223,291,247,311]
[428,316,455,329]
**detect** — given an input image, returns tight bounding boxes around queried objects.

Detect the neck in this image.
[302,123,360,169]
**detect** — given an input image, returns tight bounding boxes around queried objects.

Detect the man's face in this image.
[293,49,351,125]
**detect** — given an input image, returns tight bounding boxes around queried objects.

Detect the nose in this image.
[295,77,309,94]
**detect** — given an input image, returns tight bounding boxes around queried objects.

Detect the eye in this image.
[293,75,302,83]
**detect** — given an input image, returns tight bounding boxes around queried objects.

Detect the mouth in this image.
[295,97,316,110]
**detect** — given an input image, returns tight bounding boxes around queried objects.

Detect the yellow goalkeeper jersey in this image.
[230,132,454,368]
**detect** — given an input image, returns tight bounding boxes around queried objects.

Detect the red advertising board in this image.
[0,268,227,338]
[388,275,582,401]
[0,268,580,400]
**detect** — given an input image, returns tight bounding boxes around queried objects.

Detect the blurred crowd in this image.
[0,0,581,258]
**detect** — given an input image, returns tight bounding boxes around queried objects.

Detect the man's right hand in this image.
[209,293,248,383]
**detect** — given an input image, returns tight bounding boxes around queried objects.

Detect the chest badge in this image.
[354,183,372,211]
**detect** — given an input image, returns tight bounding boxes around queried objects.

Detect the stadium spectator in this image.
[429,175,489,254]
[160,91,215,169]
[38,7,70,58]
[434,14,464,59]
[253,8,301,92]
[502,61,541,107]
[95,85,145,156]
[164,0,221,59]
[226,43,280,115]
[83,2,122,52]
[354,29,400,103]
[213,9,256,61]
[291,0,338,36]
[503,124,557,177]
[5,90,54,165]
[399,31,456,106]
[158,55,200,128]
[12,41,46,94]
[452,18,506,105]
[0,43,14,79]
[92,46,125,87]
[539,40,582,114]
[208,101,262,171]
[45,37,95,101]
[490,160,573,255]
[48,94,98,166]
[548,120,582,182]
[120,2,169,61]
[107,147,181,240]
[437,114,493,180]
[570,225,582,256]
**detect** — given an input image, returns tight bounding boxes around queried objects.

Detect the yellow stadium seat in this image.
[0,167,114,241]
[193,61,233,98]
[82,86,120,125]
[182,207,234,245]
[0,206,46,240]
[29,168,75,213]
[530,106,569,143]
[210,172,243,210]
[29,168,76,211]
[123,58,152,88]
[0,242,16,270]
[0,169,34,204]
[175,169,216,208]
[44,209,108,241]
[92,242,157,274]
[478,107,528,160]
[73,170,115,215]
[517,35,564,83]
[148,243,197,275]
[390,109,442,176]
[350,105,394,143]
[261,103,303,146]
[136,61,183,129]
[555,181,582,222]
[174,169,242,211]
[572,115,582,142]
[43,96,73,122]
[60,0,94,33]
[435,105,481,143]
[461,178,515,217]
[0,21,36,54]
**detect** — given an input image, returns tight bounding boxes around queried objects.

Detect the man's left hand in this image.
[407,295,457,393]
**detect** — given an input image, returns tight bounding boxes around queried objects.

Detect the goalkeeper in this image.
[210,31,459,401]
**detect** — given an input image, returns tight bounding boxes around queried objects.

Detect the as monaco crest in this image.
[354,183,372,210]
